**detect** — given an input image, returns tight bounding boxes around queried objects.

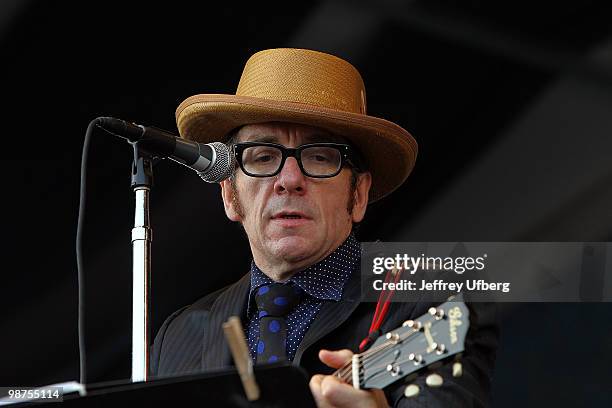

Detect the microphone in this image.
[96,117,233,182]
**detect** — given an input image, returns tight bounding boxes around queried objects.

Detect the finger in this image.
[310,374,324,392]
[320,375,370,408]
[319,349,354,369]
[309,375,330,408]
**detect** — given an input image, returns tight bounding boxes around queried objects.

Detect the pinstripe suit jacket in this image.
[150,269,499,407]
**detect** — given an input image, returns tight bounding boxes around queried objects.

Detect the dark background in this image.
[1,0,611,406]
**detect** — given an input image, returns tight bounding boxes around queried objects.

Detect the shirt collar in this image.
[248,234,361,314]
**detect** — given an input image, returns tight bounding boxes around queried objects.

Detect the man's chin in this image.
[267,235,319,264]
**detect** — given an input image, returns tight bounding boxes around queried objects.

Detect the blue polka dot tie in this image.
[254,282,303,364]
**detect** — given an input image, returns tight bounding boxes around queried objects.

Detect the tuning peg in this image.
[425,373,443,387]
[402,320,422,331]
[404,384,420,398]
[452,362,463,378]
[385,332,400,343]
[408,353,423,365]
[425,342,446,355]
[386,364,401,377]
[428,307,445,320]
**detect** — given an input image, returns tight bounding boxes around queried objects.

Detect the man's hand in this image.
[309,349,389,408]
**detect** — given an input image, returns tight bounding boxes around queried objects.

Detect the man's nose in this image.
[274,157,306,195]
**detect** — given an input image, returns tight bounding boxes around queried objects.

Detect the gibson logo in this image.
[448,306,463,344]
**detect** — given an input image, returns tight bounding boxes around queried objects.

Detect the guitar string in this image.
[334,343,392,381]
[334,330,417,382]
[334,327,425,381]
[361,345,433,384]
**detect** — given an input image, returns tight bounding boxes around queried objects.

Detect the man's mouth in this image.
[272,212,310,220]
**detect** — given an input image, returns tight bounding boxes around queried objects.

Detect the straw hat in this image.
[176,48,417,202]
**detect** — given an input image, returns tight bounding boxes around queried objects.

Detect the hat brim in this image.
[176,94,417,203]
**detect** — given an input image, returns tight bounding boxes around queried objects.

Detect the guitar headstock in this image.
[353,295,470,390]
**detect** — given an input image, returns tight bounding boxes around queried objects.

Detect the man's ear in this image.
[351,172,372,223]
[219,179,242,222]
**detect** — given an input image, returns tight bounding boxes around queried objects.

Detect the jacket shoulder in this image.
[149,283,235,377]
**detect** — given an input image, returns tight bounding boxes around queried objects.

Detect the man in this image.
[151,48,498,407]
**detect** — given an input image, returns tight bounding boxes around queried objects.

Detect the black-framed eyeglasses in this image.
[234,142,361,178]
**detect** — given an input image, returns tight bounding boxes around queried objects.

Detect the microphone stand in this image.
[130,141,154,382]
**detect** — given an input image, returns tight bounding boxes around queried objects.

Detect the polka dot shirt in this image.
[246,234,360,362]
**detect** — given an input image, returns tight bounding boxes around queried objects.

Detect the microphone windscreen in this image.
[198,142,234,183]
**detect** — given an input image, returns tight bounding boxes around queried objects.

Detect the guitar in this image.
[333,295,469,397]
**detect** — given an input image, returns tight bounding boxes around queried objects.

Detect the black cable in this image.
[76,118,106,385]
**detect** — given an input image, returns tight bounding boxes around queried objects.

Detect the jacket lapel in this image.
[292,268,362,365]
[201,273,251,370]
[199,265,420,370]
